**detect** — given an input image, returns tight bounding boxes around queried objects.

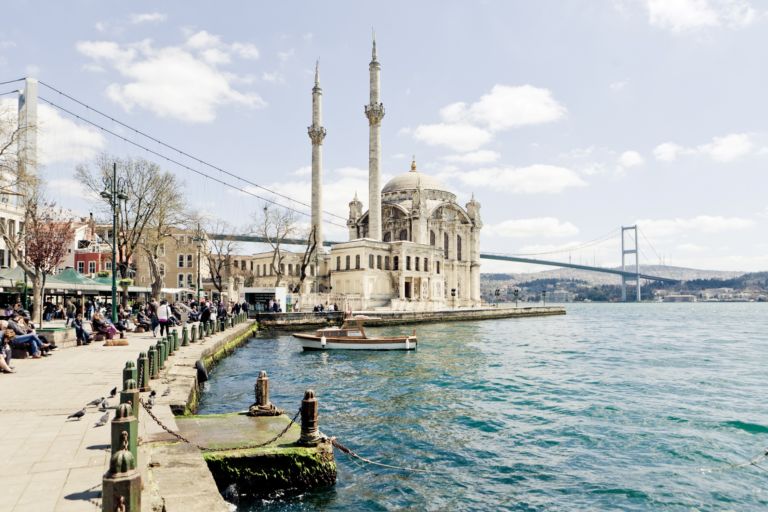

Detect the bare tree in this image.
[204,220,239,297]
[0,191,73,324]
[0,101,36,193]
[252,205,299,287]
[298,225,318,291]
[76,154,184,303]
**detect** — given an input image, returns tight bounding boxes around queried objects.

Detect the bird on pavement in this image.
[98,399,109,411]
[161,387,170,397]
[149,390,157,399]
[86,397,104,407]
[147,396,155,409]
[109,386,117,398]
[94,411,109,427]
[67,408,86,420]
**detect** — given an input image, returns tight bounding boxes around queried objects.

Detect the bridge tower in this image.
[621,225,641,302]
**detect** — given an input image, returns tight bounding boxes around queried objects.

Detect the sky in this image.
[1,0,767,274]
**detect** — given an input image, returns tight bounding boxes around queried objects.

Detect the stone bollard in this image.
[137,352,150,392]
[122,361,137,386]
[299,389,321,446]
[182,327,189,346]
[102,430,141,512]
[166,333,175,356]
[172,329,179,351]
[120,378,140,416]
[111,402,138,462]
[148,345,158,380]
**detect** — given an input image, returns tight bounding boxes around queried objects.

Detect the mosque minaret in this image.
[364,34,384,241]
[307,60,326,252]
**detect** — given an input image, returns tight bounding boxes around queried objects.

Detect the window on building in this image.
[310,265,315,277]
[393,256,399,271]
[280,264,285,275]
[457,235,462,261]
[88,261,96,273]
[425,258,429,272]
[263,264,267,276]
[105,261,112,270]
[77,260,84,273]
[178,255,184,268]
[377,255,382,269]
[345,255,350,270]
[383,232,391,242]
[159,263,166,276]
[187,274,194,287]
[187,254,193,267]
[337,256,341,271]
[288,264,293,276]
[355,255,361,270]
[369,254,374,269]
[399,229,408,241]
[406,256,411,270]
[178,273,184,287]
[385,256,390,270]
[430,231,436,246]
[444,233,449,259]
[437,261,440,274]
[250,261,253,271]
[158,244,165,256]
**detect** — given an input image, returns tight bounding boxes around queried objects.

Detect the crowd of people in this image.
[0,296,253,376]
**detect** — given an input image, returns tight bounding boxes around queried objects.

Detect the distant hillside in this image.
[482,265,746,286]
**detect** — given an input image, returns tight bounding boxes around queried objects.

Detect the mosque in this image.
[242,37,483,311]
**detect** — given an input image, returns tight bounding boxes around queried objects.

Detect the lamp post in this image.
[542,290,547,306]
[192,223,205,304]
[513,287,520,307]
[100,162,128,323]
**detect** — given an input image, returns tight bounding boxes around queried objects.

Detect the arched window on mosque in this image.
[457,235,462,261]
[355,255,361,269]
[385,256,390,270]
[383,232,391,242]
[443,232,449,259]
[345,255,350,270]
[369,254,374,269]
[393,256,399,271]
[430,230,436,246]
[399,229,408,241]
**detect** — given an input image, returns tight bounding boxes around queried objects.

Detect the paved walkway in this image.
[0,321,238,512]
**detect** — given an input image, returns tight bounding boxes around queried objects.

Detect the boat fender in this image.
[321,335,326,348]
[195,360,209,383]
[406,338,410,350]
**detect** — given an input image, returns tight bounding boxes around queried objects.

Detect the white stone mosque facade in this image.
[242,37,483,311]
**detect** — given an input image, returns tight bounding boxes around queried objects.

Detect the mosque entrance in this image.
[404,281,412,299]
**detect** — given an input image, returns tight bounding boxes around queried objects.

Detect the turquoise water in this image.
[198,304,768,511]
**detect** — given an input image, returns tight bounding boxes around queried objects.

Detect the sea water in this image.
[198,303,768,511]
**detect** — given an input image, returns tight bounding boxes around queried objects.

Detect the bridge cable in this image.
[496,228,620,258]
[37,79,349,222]
[638,228,664,266]
[0,78,25,87]
[38,95,348,229]
[0,90,19,97]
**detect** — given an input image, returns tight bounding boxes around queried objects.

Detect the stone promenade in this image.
[0,320,254,512]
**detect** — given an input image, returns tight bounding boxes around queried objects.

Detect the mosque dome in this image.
[381,158,449,194]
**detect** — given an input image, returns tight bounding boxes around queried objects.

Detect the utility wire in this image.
[38,95,348,229]
[37,79,348,222]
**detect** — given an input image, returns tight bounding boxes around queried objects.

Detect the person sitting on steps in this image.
[73,313,91,345]
[91,312,119,340]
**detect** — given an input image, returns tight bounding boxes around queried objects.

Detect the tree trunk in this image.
[31,274,43,326]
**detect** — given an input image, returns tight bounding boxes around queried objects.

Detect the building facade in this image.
[133,228,209,294]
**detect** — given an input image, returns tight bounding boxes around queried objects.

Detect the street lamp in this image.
[542,289,547,306]
[192,223,205,304]
[100,162,128,323]
[513,287,520,307]
[494,288,500,306]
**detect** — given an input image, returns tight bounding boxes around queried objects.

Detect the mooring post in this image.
[299,389,321,446]
[122,361,137,385]
[190,324,197,343]
[182,326,189,346]
[137,352,150,391]
[102,431,141,512]
[120,378,140,417]
[111,402,138,461]
[148,345,158,379]
[256,370,270,407]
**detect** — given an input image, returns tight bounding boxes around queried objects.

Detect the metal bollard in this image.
[166,333,174,356]
[299,389,321,446]
[148,345,158,380]
[212,319,218,334]
[102,430,141,512]
[122,361,137,388]
[137,352,150,392]
[120,378,139,417]
[190,324,197,343]
[172,329,179,351]
[157,340,166,369]
[111,402,138,462]
[182,327,189,346]
[255,370,270,407]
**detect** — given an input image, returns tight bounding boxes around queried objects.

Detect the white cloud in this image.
[484,217,579,238]
[45,178,98,200]
[278,49,295,62]
[654,133,754,162]
[231,43,259,59]
[637,215,755,237]
[443,150,500,165]
[618,150,644,168]
[458,165,587,194]
[77,36,265,123]
[292,166,311,176]
[412,123,492,152]
[439,85,566,131]
[609,80,628,91]
[646,0,757,33]
[130,12,167,24]
[261,71,285,84]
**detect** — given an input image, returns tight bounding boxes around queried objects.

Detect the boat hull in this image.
[293,334,417,351]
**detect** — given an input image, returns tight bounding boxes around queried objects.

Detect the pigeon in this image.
[98,399,109,411]
[147,396,155,409]
[109,386,117,398]
[86,397,104,407]
[67,408,86,420]
[94,411,109,427]
[149,390,157,399]
[161,387,170,397]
